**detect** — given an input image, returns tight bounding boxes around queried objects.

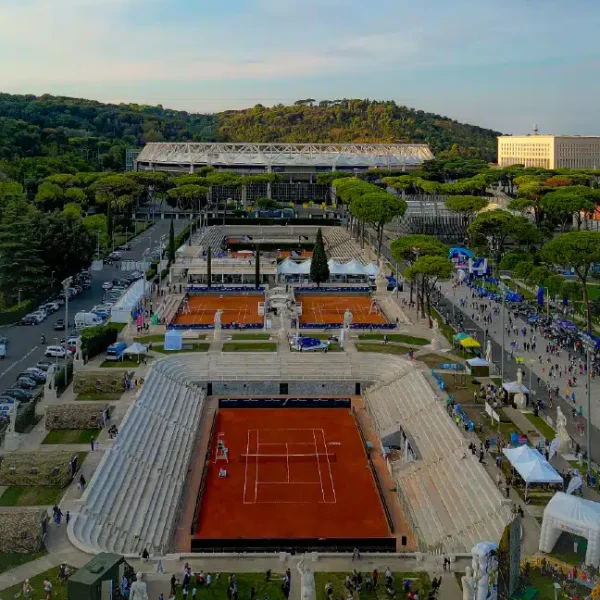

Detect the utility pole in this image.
[62,277,72,383]
[17,289,22,307]
[501,290,506,384]
[582,334,594,478]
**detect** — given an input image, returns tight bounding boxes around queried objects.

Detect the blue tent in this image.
[449,247,475,259]
[164,329,183,351]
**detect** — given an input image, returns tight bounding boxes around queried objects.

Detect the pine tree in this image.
[255,244,261,288]
[207,246,212,288]
[168,219,176,263]
[310,228,329,286]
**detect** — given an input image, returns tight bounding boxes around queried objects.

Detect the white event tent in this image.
[110,279,150,323]
[539,492,600,567]
[503,445,563,500]
[277,258,378,278]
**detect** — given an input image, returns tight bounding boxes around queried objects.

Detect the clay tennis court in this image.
[194,408,390,541]
[172,294,263,326]
[297,294,388,326]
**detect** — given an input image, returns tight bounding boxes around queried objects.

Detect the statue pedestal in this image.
[213,327,222,342]
[45,386,57,401]
[430,336,441,351]
[4,432,20,451]
[513,392,526,409]
[73,357,84,372]
[376,278,387,293]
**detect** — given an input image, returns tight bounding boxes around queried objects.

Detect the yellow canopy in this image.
[460,337,481,348]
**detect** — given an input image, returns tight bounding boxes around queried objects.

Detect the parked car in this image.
[119,243,132,251]
[25,367,47,380]
[105,342,127,362]
[20,315,39,326]
[102,281,113,291]
[108,251,122,260]
[0,396,16,404]
[36,360,54,371]
[54,319,65,330]
[16,376,37,389]
[30,310,47,322]
[5,388,34,402]
[45,345,67,358]
[18,371,45,384]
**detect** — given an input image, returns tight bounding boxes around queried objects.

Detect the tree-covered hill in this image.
[217,100,502,161]
[0,94,501,175]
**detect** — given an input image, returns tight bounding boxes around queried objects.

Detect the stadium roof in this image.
[135,142,434,169]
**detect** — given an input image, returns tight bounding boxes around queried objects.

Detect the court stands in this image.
[365,369,511,553]
[322,227,366,263]
[191,226,225,253]
[69,360,206,555]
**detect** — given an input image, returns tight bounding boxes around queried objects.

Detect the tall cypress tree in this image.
[207,246,212,288]
[106,198,113,250]
[310,228,329,287]
[168,219,176,263]
[255,244,261,288]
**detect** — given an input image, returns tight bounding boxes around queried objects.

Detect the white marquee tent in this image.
[110,279,150,323]
[277,258,378,278]
[539,492,600,567]
[503,446,563,499]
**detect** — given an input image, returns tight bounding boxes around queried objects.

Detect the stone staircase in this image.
[69,361,206,555]
[190,226,225,253]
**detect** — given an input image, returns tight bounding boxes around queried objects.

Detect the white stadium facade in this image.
[134,142,434,181]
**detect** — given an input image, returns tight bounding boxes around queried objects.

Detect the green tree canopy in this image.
[310,228,329,286]
[542,231,600,331]
[390,234,448,263]
[445,195,489,217]
[467,210,516,264]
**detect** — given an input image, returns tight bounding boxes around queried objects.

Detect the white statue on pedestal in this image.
[555,406,570,454]
[376,256,387,292]
[339,327,345,349]
[7,400,18,434]
[129,572,149,600]
[430,317,441,351]
[485,340,492,364]
[45,365,57,400]
[343,309,353,330]
[4,401,20,451]
[461,566,478,600]
[213,309,223,341]
[297,557,315,600]
[513,368,526,409]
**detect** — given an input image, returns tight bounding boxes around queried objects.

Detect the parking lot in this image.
[0,219,186,397]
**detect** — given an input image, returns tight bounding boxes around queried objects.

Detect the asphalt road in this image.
[0,219,186,394]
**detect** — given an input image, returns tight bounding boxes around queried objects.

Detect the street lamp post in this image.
[501,290,506,384]
[62,277,72,382]
[50,271,55,291]
[17,288,22,307]
[582,334,595,478]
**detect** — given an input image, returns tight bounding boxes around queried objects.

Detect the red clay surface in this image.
[173,294,263,326]
[194,408,390,540]
[297,294,388,325]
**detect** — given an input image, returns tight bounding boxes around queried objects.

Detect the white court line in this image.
[321,428,337,504]
[256,480,321,485]
[254,430,260,502]
[243,429,250,503]
[286,443,290,483]
[312,430,326,503]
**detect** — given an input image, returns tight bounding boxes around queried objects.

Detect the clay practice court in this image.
[172,294,263,327]
[297,294,388,326]
[194,408,391,544]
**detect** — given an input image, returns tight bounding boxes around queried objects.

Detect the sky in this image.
[1,0,600,134]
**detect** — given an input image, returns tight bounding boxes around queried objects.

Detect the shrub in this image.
[0,300,33,326]
[54,361,74,394]
[80,323,121,360]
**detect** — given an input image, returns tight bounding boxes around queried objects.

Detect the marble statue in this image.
[376,256,387,292]
[214,309,223,327]
[513,368,526,409]
[129,572,149,600]
[555,406,570,453]
[343,309,353,330]
[485,340,492,364]
[430,317,441,351]
[7,400,19,434]
[461,566,478,600]
[471,541,498,600]
[297,557,315,600]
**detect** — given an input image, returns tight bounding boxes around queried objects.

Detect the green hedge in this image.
[0,300,33,326]
[15,400,37,433]
[81,323,121,360]
[54,361,74,394]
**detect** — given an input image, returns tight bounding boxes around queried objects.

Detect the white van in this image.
[74,312,103,329]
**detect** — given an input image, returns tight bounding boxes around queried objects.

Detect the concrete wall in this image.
[209,380,357,395]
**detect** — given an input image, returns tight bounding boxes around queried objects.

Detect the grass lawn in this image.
[230,333,271,340]
[358,333,429,346]
[463,405,524,444]
[153,343,210,353]
[42,429,99,444]
[314,572,431,600]
[170,573,286,600]
[100,359,143,368]
[222,342,277,352]
[523,413,556,441]
[527,569,591,599]
[0,565,72,600]
[356,343,411,356]
[0,486,65,507]
[76,393,122,402]
[417,352,464,369]
[0,549,47,574]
